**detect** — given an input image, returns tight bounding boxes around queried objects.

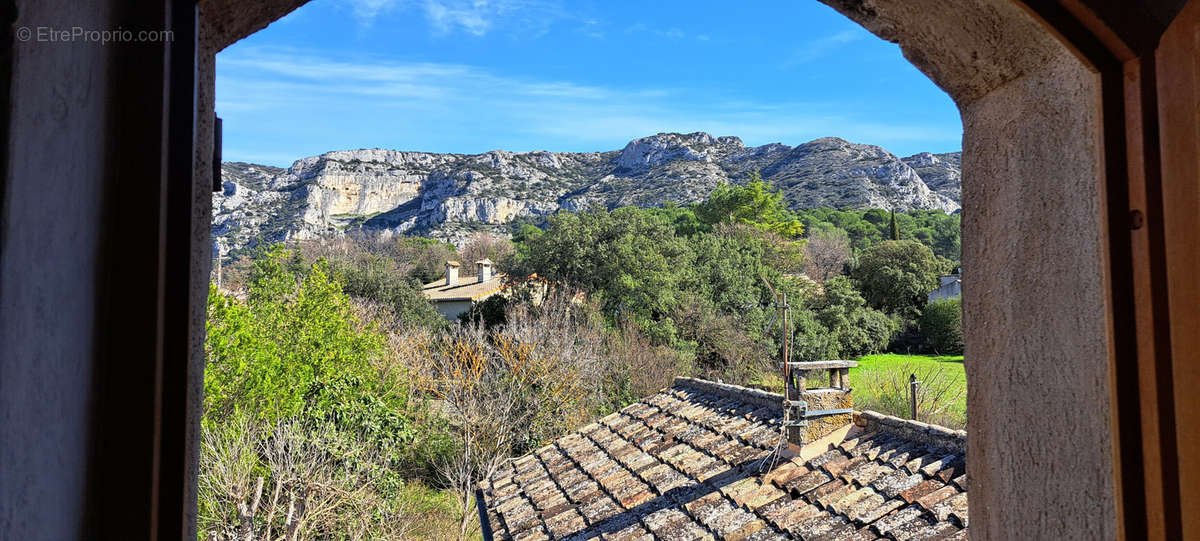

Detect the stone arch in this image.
[193,1,1116,538]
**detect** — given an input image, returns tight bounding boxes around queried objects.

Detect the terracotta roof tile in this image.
[871,505,926,537]
[783,469,833,496]
[791,512,850,538]
[842,461,895,487]
[906,520,960,540]
[873,470,926,499]
[480,379,969,540]
[899,479,947,504]
[854,496,906,524]
[915,485,959,512]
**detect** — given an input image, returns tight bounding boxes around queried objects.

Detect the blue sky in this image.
[216,0,962,167]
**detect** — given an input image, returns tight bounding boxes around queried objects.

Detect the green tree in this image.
[792,276,898,361]
[395,237,458,284]
[920,297,964,354]
[696,171,805,237]
[889,209,900,240]
[503,208,692,342]
[330,253,447,331]
[206,246,386,422]
[204,246,451,474]
[851,240,943,318]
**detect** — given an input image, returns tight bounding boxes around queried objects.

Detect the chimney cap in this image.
[475,258,493,265]
[446,260,461,267]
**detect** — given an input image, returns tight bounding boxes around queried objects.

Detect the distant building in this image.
[421,259,508,320]
[422,259,551,321]
[929,273,962,302]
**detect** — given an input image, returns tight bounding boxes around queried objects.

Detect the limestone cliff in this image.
[213,133,962,253]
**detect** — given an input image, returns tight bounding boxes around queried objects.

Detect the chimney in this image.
[445,261,460,286]
[783,361,856,447]
[476,259,493,283]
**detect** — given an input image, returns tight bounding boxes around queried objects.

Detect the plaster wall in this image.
[0,1,113,538]
[436,300,473,321]
[818,1,1116,537]
[961,52,1112,539]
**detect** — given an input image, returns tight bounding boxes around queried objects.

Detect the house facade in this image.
[928,275,962,303]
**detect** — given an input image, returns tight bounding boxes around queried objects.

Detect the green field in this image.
[850,354,966,429]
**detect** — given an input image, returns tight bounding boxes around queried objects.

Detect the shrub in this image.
[201,246,457,540]
[423,292,603,537]
[920,297,964,354]
[331,254,446,332]
[204,246,452,477]
[600,318,685,413]
[457,293,510,328]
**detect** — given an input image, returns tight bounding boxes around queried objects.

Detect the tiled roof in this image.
[479,378,968,540]
[422,275,509,302]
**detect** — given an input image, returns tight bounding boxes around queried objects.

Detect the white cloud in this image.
[423,0,493,35]
[344,0,567,36]
[347,0,400,25]
[786,28,868,65]
[215,46,958,161]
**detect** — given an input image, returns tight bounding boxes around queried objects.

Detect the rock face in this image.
[212,133,962,253]
[902,151,962,203]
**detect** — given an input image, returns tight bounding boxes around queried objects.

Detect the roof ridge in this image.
[672,377,782,409]
[856,410,967,453]
[673,377,966,451]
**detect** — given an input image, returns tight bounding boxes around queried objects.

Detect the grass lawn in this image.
[851,353,966,429]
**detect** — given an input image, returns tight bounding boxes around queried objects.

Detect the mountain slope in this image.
[213,133,962,253]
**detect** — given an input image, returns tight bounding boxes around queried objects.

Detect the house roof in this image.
[479,378,968,540]
[421,274,509,302]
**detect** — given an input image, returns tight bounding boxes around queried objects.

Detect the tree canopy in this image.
[851,240,944,319]
[695,172,805,238]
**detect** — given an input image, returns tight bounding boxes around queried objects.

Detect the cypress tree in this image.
[889,209,900,240]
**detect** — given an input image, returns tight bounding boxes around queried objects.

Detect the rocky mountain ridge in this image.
[213,133,962,253]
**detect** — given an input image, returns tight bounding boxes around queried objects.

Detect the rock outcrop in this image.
[212,133,963,253]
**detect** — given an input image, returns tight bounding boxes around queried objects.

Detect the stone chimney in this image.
[445,261,460,286]
[476,259,493,283]
[783,361,856,446]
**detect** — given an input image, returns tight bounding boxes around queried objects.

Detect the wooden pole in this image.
[782,292,789,377]
[909,374,919,420]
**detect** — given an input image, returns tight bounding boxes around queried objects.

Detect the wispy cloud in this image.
[344,0,566,36]
[347,0,399,25]
[785,28,866,66]
[216,46,957,163]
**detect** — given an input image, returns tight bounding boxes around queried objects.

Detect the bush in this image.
[457,293,510,328]
[204,246,452,474]
[331,254,446,332]
[920,298,964,354]
[201,246,457,540]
